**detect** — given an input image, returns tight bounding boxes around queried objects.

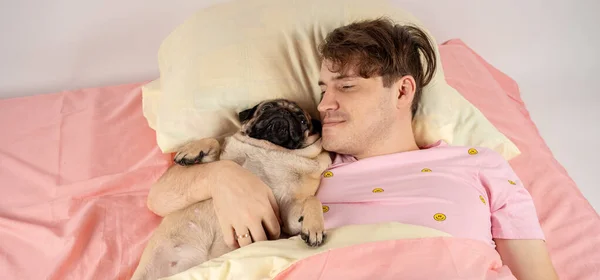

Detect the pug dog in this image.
[131,99,332,280]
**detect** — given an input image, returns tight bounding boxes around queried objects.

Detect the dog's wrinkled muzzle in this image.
[266,118,290,143]
[249,111,304,149]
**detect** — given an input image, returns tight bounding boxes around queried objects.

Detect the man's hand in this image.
[495,239,559,280]
[210,160,282,248]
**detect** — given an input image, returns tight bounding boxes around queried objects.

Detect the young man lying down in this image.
[147,18,559,280]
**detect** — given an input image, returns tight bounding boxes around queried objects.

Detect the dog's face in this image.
[238,99,321,150]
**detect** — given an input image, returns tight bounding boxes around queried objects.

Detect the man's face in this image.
[317,60,398,156]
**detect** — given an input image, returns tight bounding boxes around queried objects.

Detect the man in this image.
[147,18,558,279]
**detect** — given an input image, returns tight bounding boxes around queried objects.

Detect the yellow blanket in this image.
[160,222,451,280]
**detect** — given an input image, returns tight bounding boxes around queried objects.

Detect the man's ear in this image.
[238,105,258,123]
[396,75,416,108]
[311,119,322,134]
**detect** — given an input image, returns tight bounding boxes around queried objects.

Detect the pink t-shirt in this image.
[316,140,545,247]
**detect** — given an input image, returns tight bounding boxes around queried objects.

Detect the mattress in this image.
[0,39,598,279]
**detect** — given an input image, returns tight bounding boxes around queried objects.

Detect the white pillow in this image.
[142,0,520,160]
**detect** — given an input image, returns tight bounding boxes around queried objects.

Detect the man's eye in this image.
[342,85,354,89]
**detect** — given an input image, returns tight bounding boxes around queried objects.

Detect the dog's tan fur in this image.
[131,103,331,280]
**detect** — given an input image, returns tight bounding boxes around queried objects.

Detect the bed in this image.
[1,39,599,279]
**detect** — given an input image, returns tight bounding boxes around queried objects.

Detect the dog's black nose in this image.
[273,118,287,127]
[268,118,288,133]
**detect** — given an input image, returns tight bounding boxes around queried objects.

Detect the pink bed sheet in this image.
[0,84,170,279]
[0,39,598,280]
[275,237,517,280]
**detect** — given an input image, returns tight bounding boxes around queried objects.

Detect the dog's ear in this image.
[311,119,322,134]
[238,105,259,123]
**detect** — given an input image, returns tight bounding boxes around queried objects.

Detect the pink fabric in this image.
[274,237,517,280]
[440,39,600,279]
[0,84,170,279]
[317,140,545,247]
[1,39,599,280]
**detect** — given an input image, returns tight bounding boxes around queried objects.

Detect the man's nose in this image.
[317,91,338,112]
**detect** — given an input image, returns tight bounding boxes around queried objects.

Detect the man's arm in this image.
[495,239,559,280]
[147,160,230,216]
[146,158,282,247]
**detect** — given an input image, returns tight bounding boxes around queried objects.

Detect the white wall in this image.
[0,0,229,97]
[1,0,599,210]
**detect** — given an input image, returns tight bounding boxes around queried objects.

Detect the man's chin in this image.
[321,136,340,153]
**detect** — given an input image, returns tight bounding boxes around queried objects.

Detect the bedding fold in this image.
[162,222,516,280]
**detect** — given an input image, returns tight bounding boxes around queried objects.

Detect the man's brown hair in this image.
[318,17,437,117]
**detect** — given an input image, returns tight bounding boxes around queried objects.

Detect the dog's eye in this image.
[301,119,306,125]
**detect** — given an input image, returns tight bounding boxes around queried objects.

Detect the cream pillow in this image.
[142,0,520,160]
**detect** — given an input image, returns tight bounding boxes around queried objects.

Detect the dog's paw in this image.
[173,139,219,166]
[174,150,207,166]
[298,215,326,247]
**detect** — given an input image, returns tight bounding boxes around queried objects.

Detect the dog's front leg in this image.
[173,138,221,166]
[288,151,331,247]
[295,150,332,246]
[282,196,325,247]
[298,196,326,247]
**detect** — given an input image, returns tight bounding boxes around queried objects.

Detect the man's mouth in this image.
[322,120,345,128]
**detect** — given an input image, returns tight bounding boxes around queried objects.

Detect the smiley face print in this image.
[479,195,486,205]
[468,148,478,155]
[433,213,446,222]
